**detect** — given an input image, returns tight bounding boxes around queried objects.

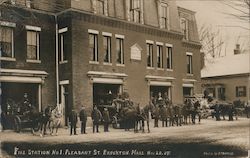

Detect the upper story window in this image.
[130,0,141,23]
[26,0,31,8]
[116,35,124,65]
[0,26,14,60]
[236,86,246,97]
[186,52,193,74]
[180,18,188,40]
[166,45,172,69]
[160,3,169,29]
[26,25,41,62]
[95,0,108,16]
[103,33,112,63]
[156,44,163,68]
[146,42,153,68]
[59,27,68,63]
[89,33,98,62]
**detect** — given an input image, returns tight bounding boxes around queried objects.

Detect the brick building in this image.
[0,0,201,125]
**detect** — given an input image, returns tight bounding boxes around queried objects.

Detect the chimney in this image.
[234,44,240,55]
[200,52,205,69]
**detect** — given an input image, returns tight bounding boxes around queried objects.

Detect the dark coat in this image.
[91,109,102,123]
[79,109,87,122]
[69,110,78,125]
[102,110,110,123]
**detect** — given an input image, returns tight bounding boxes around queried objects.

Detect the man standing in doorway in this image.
[91,106,102,133]
[79,106,87,134]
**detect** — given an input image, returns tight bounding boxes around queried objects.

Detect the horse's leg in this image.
[142,120,145,133]
[147,119,150,133]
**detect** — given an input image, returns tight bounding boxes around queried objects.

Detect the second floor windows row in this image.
[146,41,173,70]
[0,24,40,62]
[88,30,124,65]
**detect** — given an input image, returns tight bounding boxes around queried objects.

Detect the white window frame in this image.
[59,27,68,64]
[130,0,143,23]
[0,21,16,61]
[186,52,193,74]
[160,3,169,30]
[115,34,125,66]
[156,44,163,69]
[102,32,112,64]
[95,0,108,16]
[180,18,189,40]
[88,29,99,64]
[146,41,154,68]
[26,25,41,63]
[166,44,173,70]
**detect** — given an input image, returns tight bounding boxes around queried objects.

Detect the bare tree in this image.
[220,0,250,27]
[199,23,224,63]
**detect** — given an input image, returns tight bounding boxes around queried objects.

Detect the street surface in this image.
[0,118,249,158]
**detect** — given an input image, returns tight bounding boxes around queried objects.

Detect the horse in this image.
[48,105,62,136]
[138,103,155,133]
[172,105,183,126]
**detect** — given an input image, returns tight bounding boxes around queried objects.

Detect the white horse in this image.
[49,104,62,136]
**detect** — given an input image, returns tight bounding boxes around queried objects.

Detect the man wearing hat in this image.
[79,105,87,134]
[102,108,110,132]
[69,109,78,135]
[91,106,102,133]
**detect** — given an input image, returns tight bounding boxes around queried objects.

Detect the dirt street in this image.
[1,118,249,158]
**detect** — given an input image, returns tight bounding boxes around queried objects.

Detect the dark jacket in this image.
[79,109,87,122]
[91,109,102,123]
[69,110,78,125]
[102,110,110,123]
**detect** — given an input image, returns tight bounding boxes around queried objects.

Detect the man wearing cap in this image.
[102,108,110,132]
[79,106,87,134]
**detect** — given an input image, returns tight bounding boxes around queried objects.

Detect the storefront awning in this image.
[182,83,194,87]
[149,81,172,86]
[92,78,123,84]
[87,71,128,78]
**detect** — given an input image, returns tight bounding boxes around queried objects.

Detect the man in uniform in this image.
[79,106,87,134]
[69,109,78,135]
[103,108,110,132]
[91,106,102,133]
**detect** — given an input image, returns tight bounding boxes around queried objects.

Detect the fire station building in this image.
[0,0,202,125]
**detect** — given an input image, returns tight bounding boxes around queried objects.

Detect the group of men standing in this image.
[68,106,110,135]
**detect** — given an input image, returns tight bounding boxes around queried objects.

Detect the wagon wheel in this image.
[14,116,21,133]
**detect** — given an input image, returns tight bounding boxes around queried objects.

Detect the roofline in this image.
[201,73,250,79]
[177,6,196,14]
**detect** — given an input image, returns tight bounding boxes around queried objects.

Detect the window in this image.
[0,26,14,59]
[160,3,168,29]
[146,43,153,67]
[236,86,246,97]
[130,0,141,23]
[187,53,193,74]
[166,46,172,69]
[26,0,31,8]
[103,36,111,63]
[59,28,68,63]
[180,18,188,40]
[89,33,98,62]
[218,87,225,100]
[156,45,163,68]
[96,0,105,15]
[116,38,124,65]
[27,30,39,61]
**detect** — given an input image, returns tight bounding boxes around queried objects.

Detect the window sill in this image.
[103,62,112,66]
[26,59,41,63]
[157,68,164,71]
[59,60,68,64]
[0,57,16,61]
[116,64,125,67]
[187,73,194,76]
[147,67,154,70]
[89,61,99,64]
[166,69,173,72]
